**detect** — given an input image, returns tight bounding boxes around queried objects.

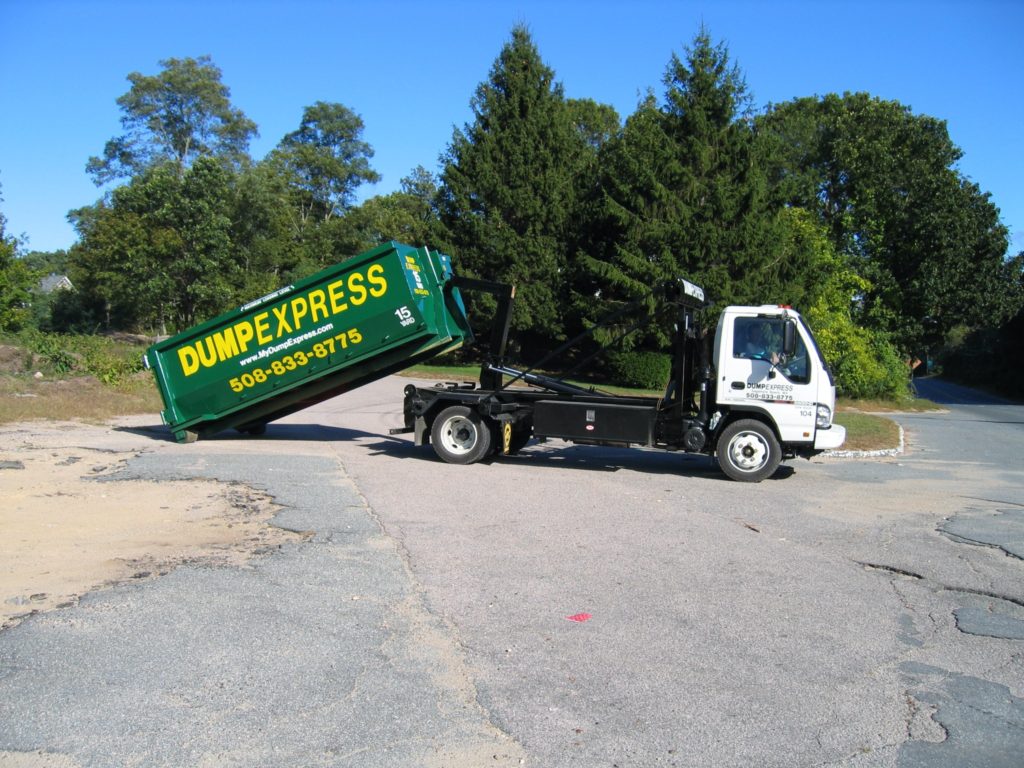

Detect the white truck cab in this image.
[711,305,846,479]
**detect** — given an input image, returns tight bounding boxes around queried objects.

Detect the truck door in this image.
[718,314,818,444]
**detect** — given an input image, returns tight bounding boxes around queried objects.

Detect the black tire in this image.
[716,418,781,482]
[430,406,493,465]
[508,425,533,454]
[495,422,533,455]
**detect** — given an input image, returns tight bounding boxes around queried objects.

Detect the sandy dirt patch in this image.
[1,418,298,629]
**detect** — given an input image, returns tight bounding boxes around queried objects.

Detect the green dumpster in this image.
[145,242,472,442]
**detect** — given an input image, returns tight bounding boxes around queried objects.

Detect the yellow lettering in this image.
[212,327,240,362]
[367,263,387,297]
[197,337,217,368]
[347,272,367,306]
[290,296,309,328]
[309,289,328,322]
[254,312,272,345]
[235,321,254,352]
[178,346,199,377]
[272,305,293,336]
[328,279,348,314]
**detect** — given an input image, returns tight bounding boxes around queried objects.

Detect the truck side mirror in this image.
[783,320,797,358]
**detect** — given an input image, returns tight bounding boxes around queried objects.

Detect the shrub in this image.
[605,350,671,390]
[808,316,909,399]
[22,330,76,374]
[15,331,145,385]
[77,336,146,384]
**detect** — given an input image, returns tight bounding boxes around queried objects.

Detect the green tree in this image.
[228,162,305,299]
[780,208,908,398]
[23,249,69,275]
[270,101,380,226]
[65,198,150,330]
[167,157,236,327]
[578,29,790,347]
[68,157,237,332]
[567,98,621,153]
[573,92,679,322]
[0,191,37,332]
[440,25,596,347]
[87,55,257,184]
[337,167,444,252]
[759,93,1020,350]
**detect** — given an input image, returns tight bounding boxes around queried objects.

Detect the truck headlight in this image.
[816,405,832,429]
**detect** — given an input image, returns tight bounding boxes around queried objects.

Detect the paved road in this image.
[1,376,1022,767]
[912,375,1016,406]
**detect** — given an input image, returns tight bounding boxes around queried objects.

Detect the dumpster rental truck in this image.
[146,241,845,481]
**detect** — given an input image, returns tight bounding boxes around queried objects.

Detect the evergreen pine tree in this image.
[439,25,587,349]
[579,28,789,346]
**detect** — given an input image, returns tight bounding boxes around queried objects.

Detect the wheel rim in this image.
[439,415,478,456]
[728,430,769,472]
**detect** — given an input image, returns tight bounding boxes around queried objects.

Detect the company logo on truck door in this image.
[177,264,388,377]
[744,381,794,403]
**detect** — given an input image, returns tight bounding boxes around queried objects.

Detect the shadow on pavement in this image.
[362,436,797,482]
[119,422,799,482]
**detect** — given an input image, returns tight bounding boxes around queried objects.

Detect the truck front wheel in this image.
[717,419,781,482]
[431,406,493,465]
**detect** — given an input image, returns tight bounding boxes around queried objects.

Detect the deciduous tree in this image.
[337,167,444,252]
[0,191,37,332]
[68,157,237,332]
[270,101,380,225]
[759,93,1021,349]
[87,55,257,184]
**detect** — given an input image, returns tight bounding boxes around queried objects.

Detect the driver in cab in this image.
[737,320,781,365]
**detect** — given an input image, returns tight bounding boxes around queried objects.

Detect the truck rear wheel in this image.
[717,419,781,482]
[431,406,493,465]
[508,425,533,454]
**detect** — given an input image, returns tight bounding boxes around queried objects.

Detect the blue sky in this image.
[1,0,1021,255]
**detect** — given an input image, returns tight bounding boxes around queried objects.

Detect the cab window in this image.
[733,317,810,384]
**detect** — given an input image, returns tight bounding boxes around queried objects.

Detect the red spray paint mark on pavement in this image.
[566,613,592,623]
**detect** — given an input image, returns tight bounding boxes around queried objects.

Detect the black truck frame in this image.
[392,276,719,466]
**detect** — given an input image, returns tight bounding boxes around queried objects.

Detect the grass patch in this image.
[400,362,481,381]
[0,372,163,425]
[833,411,901,452]
[838,396,942,413]
[0,333,163,425]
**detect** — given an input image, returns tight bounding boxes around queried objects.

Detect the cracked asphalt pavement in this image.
[1,375,1022,766]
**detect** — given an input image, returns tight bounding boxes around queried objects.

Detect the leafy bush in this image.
[22,331,76,373]
[791,220,910,400]
[77,336,146,384]
[15,331,145,385]
[605,350,671,390]
[0,216,36,333]
[807,314,909,399]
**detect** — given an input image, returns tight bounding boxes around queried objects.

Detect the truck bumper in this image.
[814,424,846,450]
